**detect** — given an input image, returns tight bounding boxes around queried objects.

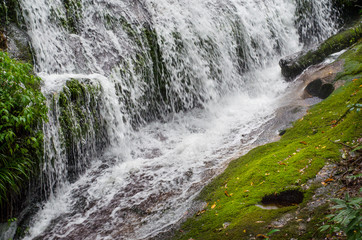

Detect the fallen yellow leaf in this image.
[256,234,267,239]
[325,178,334,183]
[211,203,216,209]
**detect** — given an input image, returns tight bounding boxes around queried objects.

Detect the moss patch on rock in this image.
[280,18,362,80]
[172,42,362,240]
[335,39,362,81]
[56,78,108,182]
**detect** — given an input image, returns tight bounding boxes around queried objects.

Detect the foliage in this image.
[320,191,362,240]
[0,51,47,205]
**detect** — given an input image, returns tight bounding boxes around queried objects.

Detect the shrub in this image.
[0,51,47,205]
[320,190,362,240]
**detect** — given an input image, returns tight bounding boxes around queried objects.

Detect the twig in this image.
[328,139,353,149]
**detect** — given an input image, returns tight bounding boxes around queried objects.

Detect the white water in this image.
[17,0,337,239]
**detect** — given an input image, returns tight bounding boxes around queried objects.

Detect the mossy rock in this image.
[0,1,32,63]
[332,0,362,22]
[57,79,109,182]
[0,0,24,28]
[5,23,33,63]
[280,18,362,80]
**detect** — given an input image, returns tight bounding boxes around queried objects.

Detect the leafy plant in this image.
[0,51,47,205]
[265,229,280,239]
[320,190,362,240]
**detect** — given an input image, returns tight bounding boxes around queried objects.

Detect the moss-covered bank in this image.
[172,40,362,240]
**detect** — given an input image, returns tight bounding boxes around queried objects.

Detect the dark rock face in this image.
[305,79,335,99]
[332,0,361,23]
[305,78,323,96]
[0,31,7,50]
[279,51,307,80]
[279,19,362,81]
[261,190,304,207]
[6,24,33,63]
[319,83,335,99]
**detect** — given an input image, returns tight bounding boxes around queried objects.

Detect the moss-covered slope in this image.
[172,40,362,240]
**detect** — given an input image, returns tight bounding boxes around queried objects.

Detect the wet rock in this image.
[304,79,335,99]
[305,79,323,97]
[223,222,230,229]
[6,24,33,63]
[319,83,335,99]
[280,20,362,80]
[278,129,287,136]
[0,31,7,50]
[0,221,17,240]
[279,51,306,80]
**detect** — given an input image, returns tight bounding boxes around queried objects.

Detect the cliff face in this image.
[1,0,33,63]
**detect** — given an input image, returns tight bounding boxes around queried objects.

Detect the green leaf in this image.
[319,225,330,232]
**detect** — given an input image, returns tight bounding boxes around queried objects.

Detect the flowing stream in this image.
[15,0,338,239]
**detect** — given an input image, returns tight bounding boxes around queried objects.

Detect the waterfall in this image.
[14,0,338,239]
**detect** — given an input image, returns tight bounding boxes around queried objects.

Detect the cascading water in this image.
[13,0,338,239]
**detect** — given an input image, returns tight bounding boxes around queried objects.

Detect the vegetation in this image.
[172,41,362,239]
[0,51,47,206]
[320,191,362,240]
[56,78,107,182]
[280,18,362,79]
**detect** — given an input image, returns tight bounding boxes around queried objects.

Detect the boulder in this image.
[304,79,335,99]
[319,83,335,99]
[305,78,323,97]
[280,19,362,80]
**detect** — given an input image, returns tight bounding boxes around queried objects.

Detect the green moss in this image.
[0,0,24,28]
[281,18,362,79]
[48,0,82,33]
[335,39,362,81]
[173,43,362,239]
[56,79,106,180]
